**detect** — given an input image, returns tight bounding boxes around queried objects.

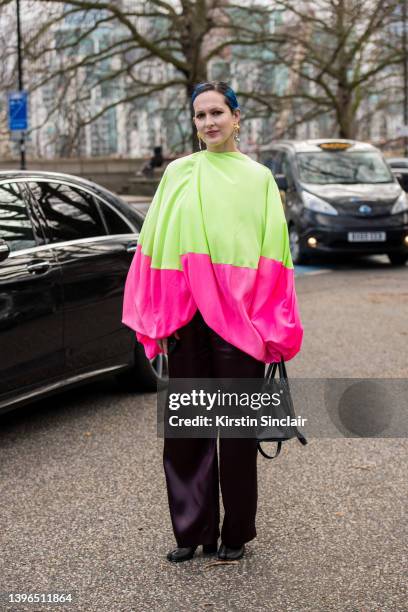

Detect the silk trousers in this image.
[163,310,265,548]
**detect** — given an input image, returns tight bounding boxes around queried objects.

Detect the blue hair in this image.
[191,82,240,111]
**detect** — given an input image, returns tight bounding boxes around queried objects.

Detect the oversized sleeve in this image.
[121,164,197,359]
[249,172,303,362]
[121,169,167,358]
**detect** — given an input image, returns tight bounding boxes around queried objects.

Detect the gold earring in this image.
[233,123,240,143]
[197,131,203,151]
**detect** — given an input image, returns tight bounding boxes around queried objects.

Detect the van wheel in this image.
[289,225,308,265]
[116,341,168,392]
[388,253,408,266]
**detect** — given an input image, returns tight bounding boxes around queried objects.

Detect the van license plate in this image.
[347,232,386,242]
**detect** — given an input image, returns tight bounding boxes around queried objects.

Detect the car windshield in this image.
[296,151,394,184]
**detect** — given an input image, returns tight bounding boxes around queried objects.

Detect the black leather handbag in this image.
[257,358,308,459]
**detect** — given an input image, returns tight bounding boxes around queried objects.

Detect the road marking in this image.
[295,265,333,277]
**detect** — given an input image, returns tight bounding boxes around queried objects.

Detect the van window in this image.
[296,151,394,185]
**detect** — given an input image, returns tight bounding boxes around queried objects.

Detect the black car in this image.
[0,171,166,415]
[258,139,408,265]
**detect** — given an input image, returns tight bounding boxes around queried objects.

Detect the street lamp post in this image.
[16,0,26,169]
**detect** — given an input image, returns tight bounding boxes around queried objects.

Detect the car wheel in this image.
[289,224,307,265]
[116,341,168,392]
[387,253,408,266]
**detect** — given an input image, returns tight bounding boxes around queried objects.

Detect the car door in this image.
[0,180,64,405]
[26,179,138,375]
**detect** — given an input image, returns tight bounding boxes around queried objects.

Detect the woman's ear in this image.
[234,109,241,123]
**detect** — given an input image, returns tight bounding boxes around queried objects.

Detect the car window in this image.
[0,182,37,252]
[28,182,107,242]
[98,200,133,234]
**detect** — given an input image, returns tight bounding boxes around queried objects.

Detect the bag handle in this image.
[262,357,308,451]
[257,440,282,459]
[265,357,287,383]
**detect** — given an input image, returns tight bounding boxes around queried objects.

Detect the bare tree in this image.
[0,0,405,158]
[256,0,404,140]
[1,0,281,154]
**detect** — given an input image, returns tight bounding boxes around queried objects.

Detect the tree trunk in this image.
[336,82,356,139]
[186,68,208,153]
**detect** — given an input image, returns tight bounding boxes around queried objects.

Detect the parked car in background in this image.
[0,171,166,415]
[259,139,408,266]
[387,157,408,193]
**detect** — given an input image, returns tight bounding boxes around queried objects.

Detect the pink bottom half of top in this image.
[122,245,303,363]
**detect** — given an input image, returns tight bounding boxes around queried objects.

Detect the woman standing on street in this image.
[122,81,303,562]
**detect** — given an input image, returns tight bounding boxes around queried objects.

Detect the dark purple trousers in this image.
[163,310,265,548]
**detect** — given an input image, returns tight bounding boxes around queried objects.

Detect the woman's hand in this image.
[157,331,180,353]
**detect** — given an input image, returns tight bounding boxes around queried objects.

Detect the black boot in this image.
[167,543,218,562]
[166,546,197,562]
[217,543,245,561]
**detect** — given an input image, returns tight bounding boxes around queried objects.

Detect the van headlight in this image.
[302,191,338,216]
[391,191,408,214]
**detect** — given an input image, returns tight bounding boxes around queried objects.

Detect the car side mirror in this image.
[0,239,10,262]
[275,174,288,191]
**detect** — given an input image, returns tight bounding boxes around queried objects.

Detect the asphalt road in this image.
[0,259,407,612]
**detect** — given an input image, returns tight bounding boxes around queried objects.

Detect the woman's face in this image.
[193,90,240,152]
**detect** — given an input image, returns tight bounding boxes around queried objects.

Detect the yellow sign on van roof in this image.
[318,142,352,150]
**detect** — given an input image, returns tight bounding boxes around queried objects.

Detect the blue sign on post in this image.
[8,91,28,131]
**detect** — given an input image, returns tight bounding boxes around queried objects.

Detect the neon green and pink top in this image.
[122,150,303,362]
